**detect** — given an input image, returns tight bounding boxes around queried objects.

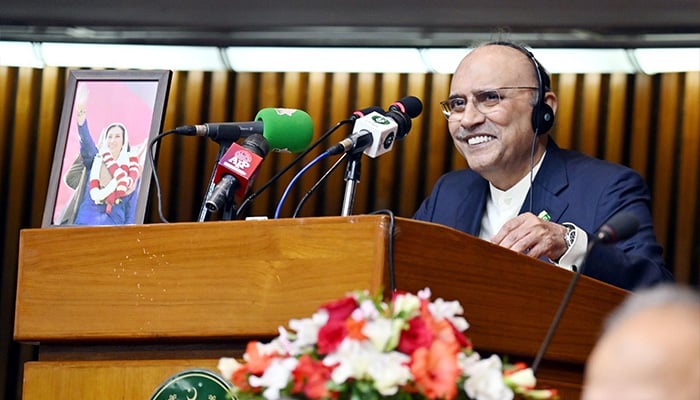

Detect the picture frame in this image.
[42,69,172,227]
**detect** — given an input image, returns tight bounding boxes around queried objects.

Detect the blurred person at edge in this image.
[583,284,700,400]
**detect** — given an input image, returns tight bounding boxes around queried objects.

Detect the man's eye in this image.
[449,98,466,110]
[476,90,500,104]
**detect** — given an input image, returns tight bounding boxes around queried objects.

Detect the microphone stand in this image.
[340,149,363,216]
[530,242,592,374]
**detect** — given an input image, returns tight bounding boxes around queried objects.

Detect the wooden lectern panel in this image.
[15,216,389,341]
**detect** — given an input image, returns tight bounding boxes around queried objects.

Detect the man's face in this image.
[447,45,543,189]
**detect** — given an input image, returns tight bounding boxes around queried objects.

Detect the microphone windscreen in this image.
[255,108,314,153]
[392,96,423,118]
[596,211,640,244]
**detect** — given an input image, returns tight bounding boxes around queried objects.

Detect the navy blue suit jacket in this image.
[413,139,673,291]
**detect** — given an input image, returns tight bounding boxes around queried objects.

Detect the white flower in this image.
[324,339,377,383]
[352,298,381,321]
[503,367,536,390]
[286,309,328,354]
[429,297,470,332]
[367,350,413,395]
[248,357,298,400]
[363,316,404,351]
[391,292,421,317]
[217,357,241,380]
[463,354,514,400]
[458,351,482,375]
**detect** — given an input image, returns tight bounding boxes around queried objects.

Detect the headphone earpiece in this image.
[488,41,555,135]
[532,98,554,135]
[530,62,554,135]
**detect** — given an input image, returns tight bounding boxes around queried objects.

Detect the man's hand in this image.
[490,212,569,260]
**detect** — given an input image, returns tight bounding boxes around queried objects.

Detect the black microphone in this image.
[595,211,640,244]
[205,134,270,212]
[173,120,263,142]
[387,96,423,139]
[531,211,640,374]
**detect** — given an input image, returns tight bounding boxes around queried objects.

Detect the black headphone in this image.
[487,41,555,135]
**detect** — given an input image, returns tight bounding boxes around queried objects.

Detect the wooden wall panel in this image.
[629,74,654,179]
[652,73,681,252]
[581,73,602,156]
[398,73,428,216]
[552,73,579,148]
[1,65,699,400]
[605,73,628,163]
[425,74,452,192]
[674,71,700,284]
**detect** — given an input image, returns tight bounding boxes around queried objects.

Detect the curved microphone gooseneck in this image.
[531,211,640,374]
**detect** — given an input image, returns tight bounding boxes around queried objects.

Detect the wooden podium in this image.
[14,215,628,399]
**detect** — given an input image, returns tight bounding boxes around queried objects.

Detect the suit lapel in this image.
[521,140,570,222]
[456,177,489,236]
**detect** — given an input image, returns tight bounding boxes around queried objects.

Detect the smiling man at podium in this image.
[413,41,673,291]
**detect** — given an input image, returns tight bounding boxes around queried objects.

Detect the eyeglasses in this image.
[439,86,538,119]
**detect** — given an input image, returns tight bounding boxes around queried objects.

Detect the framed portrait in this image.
[42,69,172,227]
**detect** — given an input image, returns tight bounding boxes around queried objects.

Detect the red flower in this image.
[398,316,434,354]
[230,367,258,393]
[291,354,336,399]
[503,362,529,376]
[317,318,348,354]
[321,296,358,321]
[244,341,275,375]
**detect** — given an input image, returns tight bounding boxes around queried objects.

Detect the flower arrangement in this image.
[218,288,558,400]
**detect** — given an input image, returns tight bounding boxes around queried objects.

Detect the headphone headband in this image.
[484,41,555,134]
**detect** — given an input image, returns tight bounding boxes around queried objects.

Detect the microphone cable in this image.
[292,153,348,218]
[273,151,331,219]
[147,129,178,224]
[527,131,539,214]
[235,118,354,219]
[368,209,397,292]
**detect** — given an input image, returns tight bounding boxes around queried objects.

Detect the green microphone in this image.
[255,108,314,153]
